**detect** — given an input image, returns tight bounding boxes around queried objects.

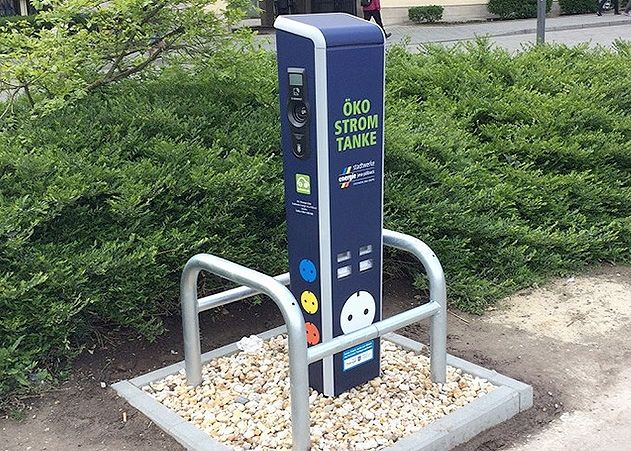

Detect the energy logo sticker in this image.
[339,166,352,189]
[338,160,376,189]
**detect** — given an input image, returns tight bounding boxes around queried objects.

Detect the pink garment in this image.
[362,0,380,11]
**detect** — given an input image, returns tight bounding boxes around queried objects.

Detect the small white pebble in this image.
[145,335,495,450]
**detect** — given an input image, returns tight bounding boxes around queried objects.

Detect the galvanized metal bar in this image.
[374,302,440,336]
[181,261,203,386]
[307,301,440,364]
[383,229,447,384]
[180,255,310,451]
[197,272,291,312]
[180,229,445,450]
[308,326,379,365]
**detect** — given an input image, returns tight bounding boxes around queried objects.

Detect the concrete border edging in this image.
[385,386,519,451]
[384,333,533,411]
[446,354,533,411]
[113,328,533,451]
[112,381,231,450]
[128,326,288,387]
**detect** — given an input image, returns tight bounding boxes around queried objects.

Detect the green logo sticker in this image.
[296,173,311,195]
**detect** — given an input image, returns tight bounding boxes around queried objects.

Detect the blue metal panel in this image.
[276,30,324,392]
[287,14,384,47]
[276,14,385,396]
[326,43,384,395]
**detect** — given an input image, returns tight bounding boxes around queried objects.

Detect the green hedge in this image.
[559,0,597,14]
[0,47,285,401]
[408,5,444,23]
[0,14,37,27]
[488,0,552,19]
[1,41,630,404]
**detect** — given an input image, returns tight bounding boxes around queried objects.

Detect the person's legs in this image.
[363,9,391,37]
[613,0,619,13]
[371,10,385,29]
[597,0,606,15]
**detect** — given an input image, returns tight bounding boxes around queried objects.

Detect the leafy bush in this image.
[488,0,552,19]
[0,46,282,403]
[1,40,630,404]
[384,40,631,305]
[408,5,444,23]
[0,0,249,114]
[559,0,597,14]
[0,15,37,27]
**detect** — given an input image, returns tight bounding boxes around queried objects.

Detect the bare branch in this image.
[0,88,18,120]
[0,79,23,89]
[22,83,35,108]
[141,0,169,25]
[103,1,169,79]
[86,27,185,92]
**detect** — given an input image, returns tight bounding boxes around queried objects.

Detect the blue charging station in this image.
[275,14,385,396]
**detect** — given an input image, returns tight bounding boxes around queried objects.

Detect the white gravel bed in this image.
[143,335,495,450]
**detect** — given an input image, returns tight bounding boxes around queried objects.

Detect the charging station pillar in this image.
[275,14,385,396]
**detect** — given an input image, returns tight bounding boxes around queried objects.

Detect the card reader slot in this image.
[337,251,351,263]
[337,265,352,279]
[359,244,373,256]
[359,259,373,272]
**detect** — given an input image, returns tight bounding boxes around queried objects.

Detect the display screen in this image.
[289,73,303,86]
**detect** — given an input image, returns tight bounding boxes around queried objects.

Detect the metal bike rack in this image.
[180,228,447,451]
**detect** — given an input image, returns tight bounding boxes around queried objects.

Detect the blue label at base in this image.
[342,340,375,372]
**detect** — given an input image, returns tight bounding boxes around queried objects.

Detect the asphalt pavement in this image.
[386,12,631,51]
[257,13,631,52]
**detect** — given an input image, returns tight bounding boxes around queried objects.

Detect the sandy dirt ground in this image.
[449,264,631,451]
[467,266,631,451]
[1,264,630,450]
